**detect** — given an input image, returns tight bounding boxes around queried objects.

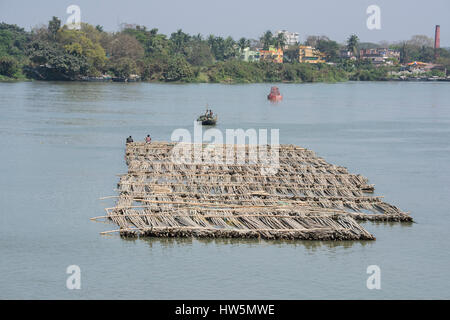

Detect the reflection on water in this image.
[1,81,450,299]
[367,221,415,228]
[137,235,372,250]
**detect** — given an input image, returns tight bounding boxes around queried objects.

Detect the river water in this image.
[0,81,449,299]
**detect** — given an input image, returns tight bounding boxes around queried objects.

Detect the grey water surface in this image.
[0,81,449,299]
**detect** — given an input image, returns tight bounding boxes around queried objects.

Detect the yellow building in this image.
[259,46,283,63]
[298,45,325,63]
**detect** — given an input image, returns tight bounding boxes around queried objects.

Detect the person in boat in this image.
[126,136,133,144]
[209,110,213,117]
[145,134,151,143]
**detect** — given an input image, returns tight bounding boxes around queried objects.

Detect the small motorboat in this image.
[268,86,282,101]
[197,108,217,125]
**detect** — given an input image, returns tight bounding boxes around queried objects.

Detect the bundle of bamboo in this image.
[93,142,412,240]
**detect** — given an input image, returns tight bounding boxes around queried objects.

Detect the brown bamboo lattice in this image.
[93,141,412,240]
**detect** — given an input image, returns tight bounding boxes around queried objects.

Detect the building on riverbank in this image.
[275,30,299,47]
[298,45,326,63]
[339,49,357,60]
[240,47,261,62]
[359,48,400,65]
[259,46,284,63]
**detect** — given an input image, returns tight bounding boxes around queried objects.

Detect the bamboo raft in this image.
[93,141,412,240]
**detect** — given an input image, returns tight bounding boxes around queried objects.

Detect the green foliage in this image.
[205,60,347,83]
[25,40,88,79]
[57,25,107,75]
[339,59,356,72]
[436,57,450,74]
[430,69,445,77]
[358,42,380,50]
[170,29,191,54]
[108,33,144,61]
[316,39,340,62]
[274,33,286,49]
[123,26,170,57]
[48,16,61,40]
[138,54,170,81]
[347,34,359,56]
[163,55,194,81]
[350,66,389,81]
[392,42,435,63]
[390,35,439,63]
[237,38,250,51]
[3,17,448,82]
[108,57,137,78]
[283,45,299,63]
[207,35,238,61]
[0,56,19,77]
[260,31,273,50]
[305,36,340,62]
[185,40,214,66]
[0,23,29,59]
[207,60,265,83]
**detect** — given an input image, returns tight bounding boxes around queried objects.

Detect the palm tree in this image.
[223,36,237,60]
[170,29,191,54]
[238,37,248,52]
[48,16,61,40]
[193,33,202,42]
[274,33,286,49]
[260,30,273,50]
[347,34,359,57]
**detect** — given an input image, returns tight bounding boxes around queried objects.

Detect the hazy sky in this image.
[0,0,448,46]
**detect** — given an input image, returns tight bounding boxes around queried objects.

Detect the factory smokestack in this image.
[435,25,440,59]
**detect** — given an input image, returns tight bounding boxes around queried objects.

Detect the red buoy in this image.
[268,86,282,101]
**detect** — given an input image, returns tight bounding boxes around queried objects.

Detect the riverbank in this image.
[2,75,449,84]
[0,74,30,82]
[4,57,449,84]
[3,19,450,86]
[2,47,449,84]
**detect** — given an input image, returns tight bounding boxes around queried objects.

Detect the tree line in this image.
[0,17,449,82]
